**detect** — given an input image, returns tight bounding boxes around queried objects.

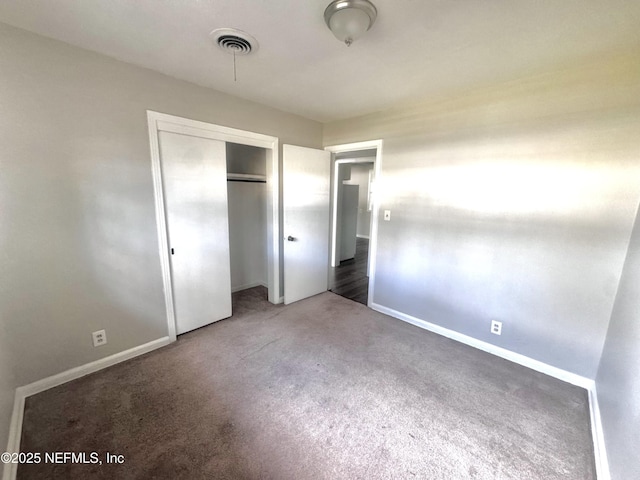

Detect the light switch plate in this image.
[384,210,391,221]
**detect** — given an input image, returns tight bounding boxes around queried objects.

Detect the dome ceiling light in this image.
[324,0,377,47]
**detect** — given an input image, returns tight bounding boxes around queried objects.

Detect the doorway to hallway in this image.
[325,140,382,308]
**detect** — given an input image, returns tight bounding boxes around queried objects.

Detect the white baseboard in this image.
[356,234,370,239]
[370,302,591,388]
[231,281,267,294]
[18,336,172,398]
[588,386,611,480]
[3,336,171,480]
[370,302,610,478]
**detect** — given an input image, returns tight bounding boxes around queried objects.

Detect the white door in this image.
[159,131,232,334]
[283,145,331,304]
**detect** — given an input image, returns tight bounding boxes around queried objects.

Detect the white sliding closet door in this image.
[158,131,232,334]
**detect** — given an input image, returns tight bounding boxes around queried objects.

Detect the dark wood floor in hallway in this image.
[329,237,369,305]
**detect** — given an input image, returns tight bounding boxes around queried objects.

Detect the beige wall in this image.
[0,21,322,441]
[324,50,640,379]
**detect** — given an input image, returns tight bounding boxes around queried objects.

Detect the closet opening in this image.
[226,142,269,305]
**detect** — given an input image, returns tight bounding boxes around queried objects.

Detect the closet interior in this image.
[226,142,269,298]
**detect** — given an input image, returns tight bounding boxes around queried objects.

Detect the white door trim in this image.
[147,111,280,341]
[325,140,383,309]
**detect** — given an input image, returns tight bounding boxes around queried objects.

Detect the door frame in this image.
[147,111,280,341]
[325,140,383,308]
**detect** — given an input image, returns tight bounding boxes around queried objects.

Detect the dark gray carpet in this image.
[19,287,595,479]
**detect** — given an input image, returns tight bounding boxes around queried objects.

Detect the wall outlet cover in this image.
[491,320,502,335]
[92,329,107,347]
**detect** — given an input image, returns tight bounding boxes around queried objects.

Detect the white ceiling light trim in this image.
[324,0,377,46]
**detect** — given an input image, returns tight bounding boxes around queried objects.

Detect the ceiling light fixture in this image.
[324,0,377,47]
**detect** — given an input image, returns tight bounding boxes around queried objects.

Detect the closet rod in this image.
[227,178,266,183]
[227,173,266,183]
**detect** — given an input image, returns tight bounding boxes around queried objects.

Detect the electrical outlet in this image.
[92,329,107,347]
[384,210,391,221]
[491,320,502,336]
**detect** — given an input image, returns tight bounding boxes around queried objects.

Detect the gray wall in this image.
[324,50,640,379]
[596,203,640,480]
[0,21,322,444]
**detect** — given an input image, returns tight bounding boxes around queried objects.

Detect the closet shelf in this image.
[227,173,266,183]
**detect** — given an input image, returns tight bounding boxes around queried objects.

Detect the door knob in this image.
[287,236,296,242]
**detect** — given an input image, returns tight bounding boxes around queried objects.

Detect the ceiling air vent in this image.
[210,28,258,56]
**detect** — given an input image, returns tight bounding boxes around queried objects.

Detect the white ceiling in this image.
[1,1,639,122]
